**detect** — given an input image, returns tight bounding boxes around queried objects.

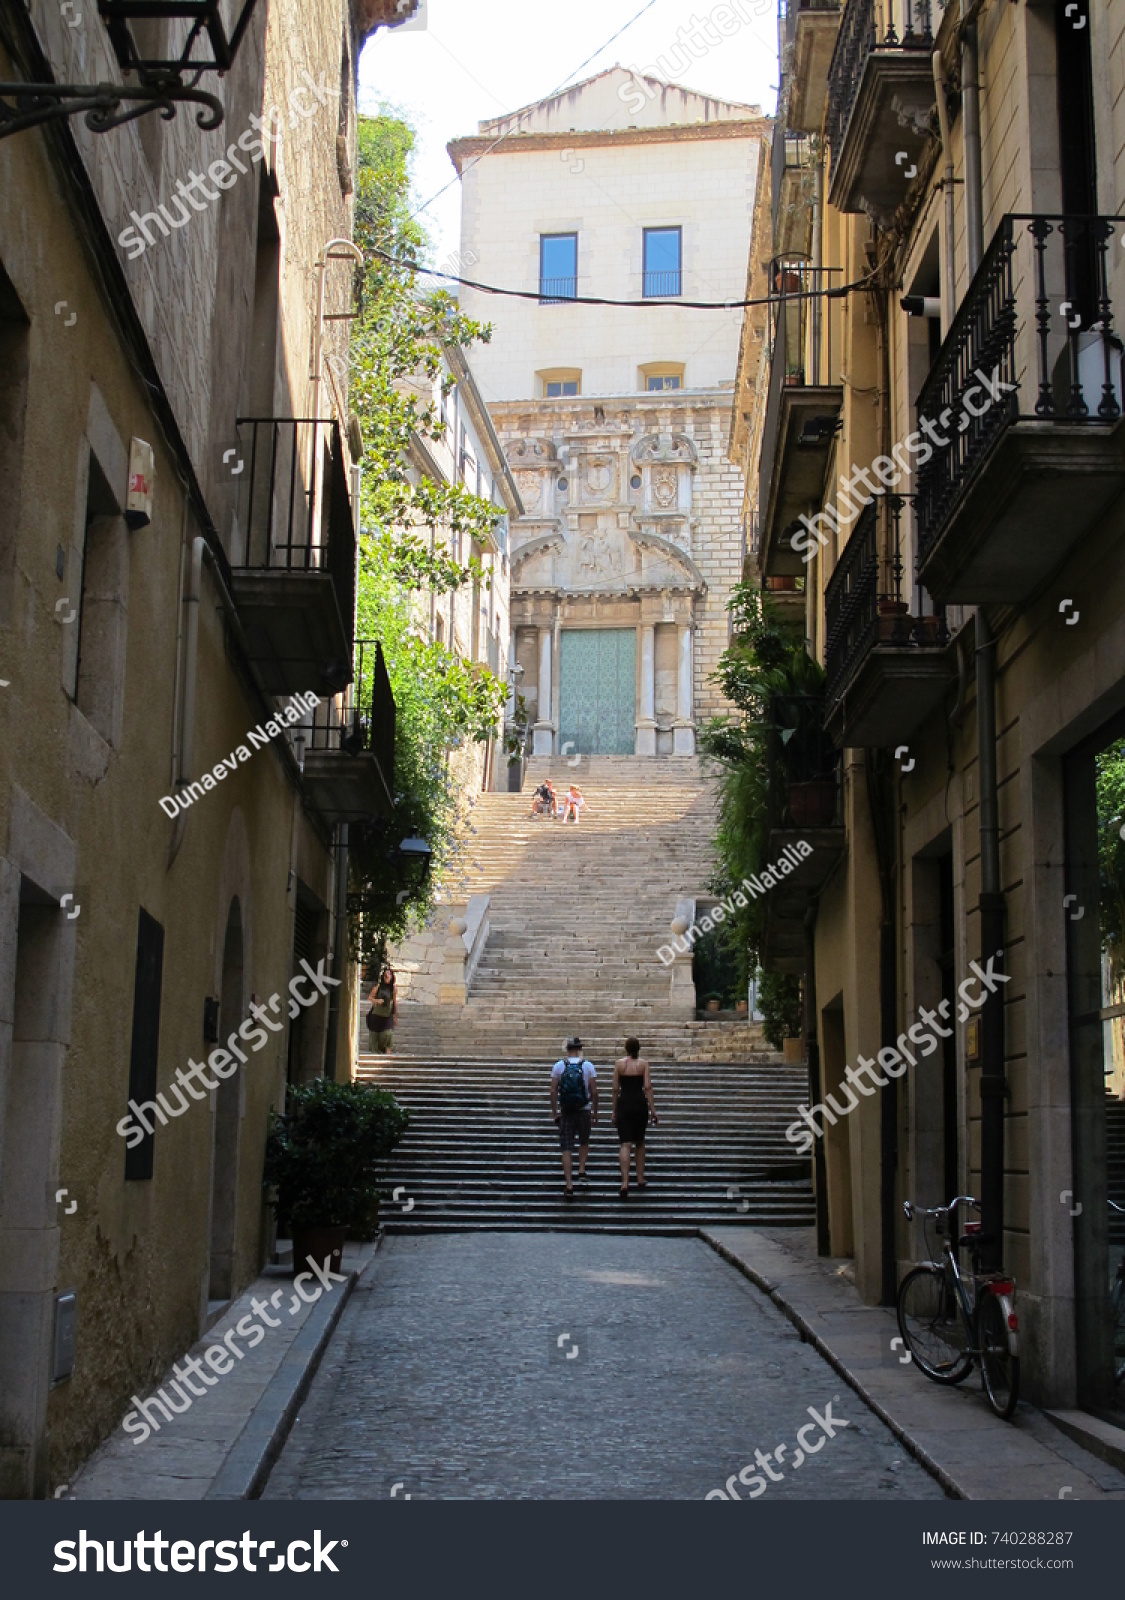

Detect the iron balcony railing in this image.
[825,0,933,159]
[824,495,948,708]
[306,638,395,782]
[539,275,577,303]
[914,212,1125,565]
[643,268,682,298]
[757,260,843,535]
[233,415,356,628]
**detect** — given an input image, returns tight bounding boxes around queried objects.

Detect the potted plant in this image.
[914,614,945,646]
[759,972,803,1053]
[263,1078,410,1277]
[877,599,915,643]
[788,778,836,827]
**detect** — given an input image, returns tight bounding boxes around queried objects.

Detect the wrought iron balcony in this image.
[825,0,934,217]
[757,259,843,577]
[301,640,395,825]
[785,0,842,135]
[762,690,844,973]
[915,214,1125,603]
[230,418,356,698]
[824,496,952,747]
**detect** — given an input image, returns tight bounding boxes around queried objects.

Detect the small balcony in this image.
[771,124,814,256]
[301,640,395,825]
[230,418,356,697]
[916,214,1125,603]
[785,0,842,135]
[762,692,845,973]
[825,0,935,219]
[824,496,953,748]
[757,260,843,578]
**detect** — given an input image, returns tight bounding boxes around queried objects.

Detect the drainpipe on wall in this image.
[811,143,824,387]
[961,4,985,274]
[961,0,1005,1274]
[932,50,958,332]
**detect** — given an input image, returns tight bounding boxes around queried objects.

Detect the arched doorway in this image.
[208,898,243,1304]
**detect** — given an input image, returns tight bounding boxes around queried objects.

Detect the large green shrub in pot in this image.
[264,1079,410,1239]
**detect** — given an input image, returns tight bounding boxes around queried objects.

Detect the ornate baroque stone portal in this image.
[506,425,705,756]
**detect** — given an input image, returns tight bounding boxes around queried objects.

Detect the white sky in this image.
[357,0,780,272]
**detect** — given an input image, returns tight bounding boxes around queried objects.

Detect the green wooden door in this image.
[558,629,636,755]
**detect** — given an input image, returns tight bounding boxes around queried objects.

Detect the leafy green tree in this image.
[699,584,824,988]
[345,114,507,965]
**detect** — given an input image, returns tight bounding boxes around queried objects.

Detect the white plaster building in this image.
[447,68,769,758]
[402,343,522,792]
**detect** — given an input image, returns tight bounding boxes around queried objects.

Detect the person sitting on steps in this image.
[559,784,588,824]
[529,778,557,817]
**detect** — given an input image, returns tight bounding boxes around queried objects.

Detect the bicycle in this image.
[896,1195,1020,1420]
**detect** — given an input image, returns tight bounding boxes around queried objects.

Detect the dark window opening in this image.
[0,257,30,628]
[1055,0,1099,325]
[546,379,578,397]
[125,908,165,1182]
[937,850,959,1206]
[647,374,682,391]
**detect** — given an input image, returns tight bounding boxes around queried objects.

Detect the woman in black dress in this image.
[612,1037,658,1196]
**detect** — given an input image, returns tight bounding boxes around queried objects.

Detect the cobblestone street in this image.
[264,1234,945,1500]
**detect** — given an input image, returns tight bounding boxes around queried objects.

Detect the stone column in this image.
[674,623,695,755]
[635,623,656,756]
[532,626,554,755]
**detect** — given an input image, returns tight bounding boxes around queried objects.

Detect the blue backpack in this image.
[558,1058,589,1111]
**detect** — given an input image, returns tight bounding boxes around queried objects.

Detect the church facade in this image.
[447,68,768,760]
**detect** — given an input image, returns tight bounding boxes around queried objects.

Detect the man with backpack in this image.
[550,1035,598,1197]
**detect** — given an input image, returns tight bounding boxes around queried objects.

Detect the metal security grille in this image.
[293,898,319,966]
[558,629,636,756]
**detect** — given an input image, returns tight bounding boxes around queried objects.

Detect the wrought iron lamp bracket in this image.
[0,79,223,139]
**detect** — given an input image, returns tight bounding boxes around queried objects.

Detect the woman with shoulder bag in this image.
[366,966,397,1054]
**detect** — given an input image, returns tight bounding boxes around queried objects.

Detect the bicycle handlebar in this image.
[903,1195,981,1222]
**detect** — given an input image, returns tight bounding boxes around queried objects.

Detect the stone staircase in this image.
[357,1056,815,1233]
[390,756,765,1063]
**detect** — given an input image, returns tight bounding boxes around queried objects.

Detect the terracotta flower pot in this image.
[765,576,797,591]
[914,615,945,645]
[291,1224,347,1280]
[788,779,836,828]
[735,1000,749,1016]
[705,997,721,1012]
[782,1037,804,1063]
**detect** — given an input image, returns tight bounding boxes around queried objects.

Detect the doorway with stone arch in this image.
[208,897,243,1305]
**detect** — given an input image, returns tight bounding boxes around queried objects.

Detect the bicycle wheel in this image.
[897,1266,973,1383]
[977,1291,1020,1419]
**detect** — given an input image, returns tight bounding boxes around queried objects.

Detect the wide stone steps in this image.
[358,1057,814,1233]
[391,760,733,1064]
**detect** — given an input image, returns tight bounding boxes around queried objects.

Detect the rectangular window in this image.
[646,374,681,391]
[546,379,579,398]
[540,233,577,302]
[643,227,682,298]
[124,908,165,1182]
